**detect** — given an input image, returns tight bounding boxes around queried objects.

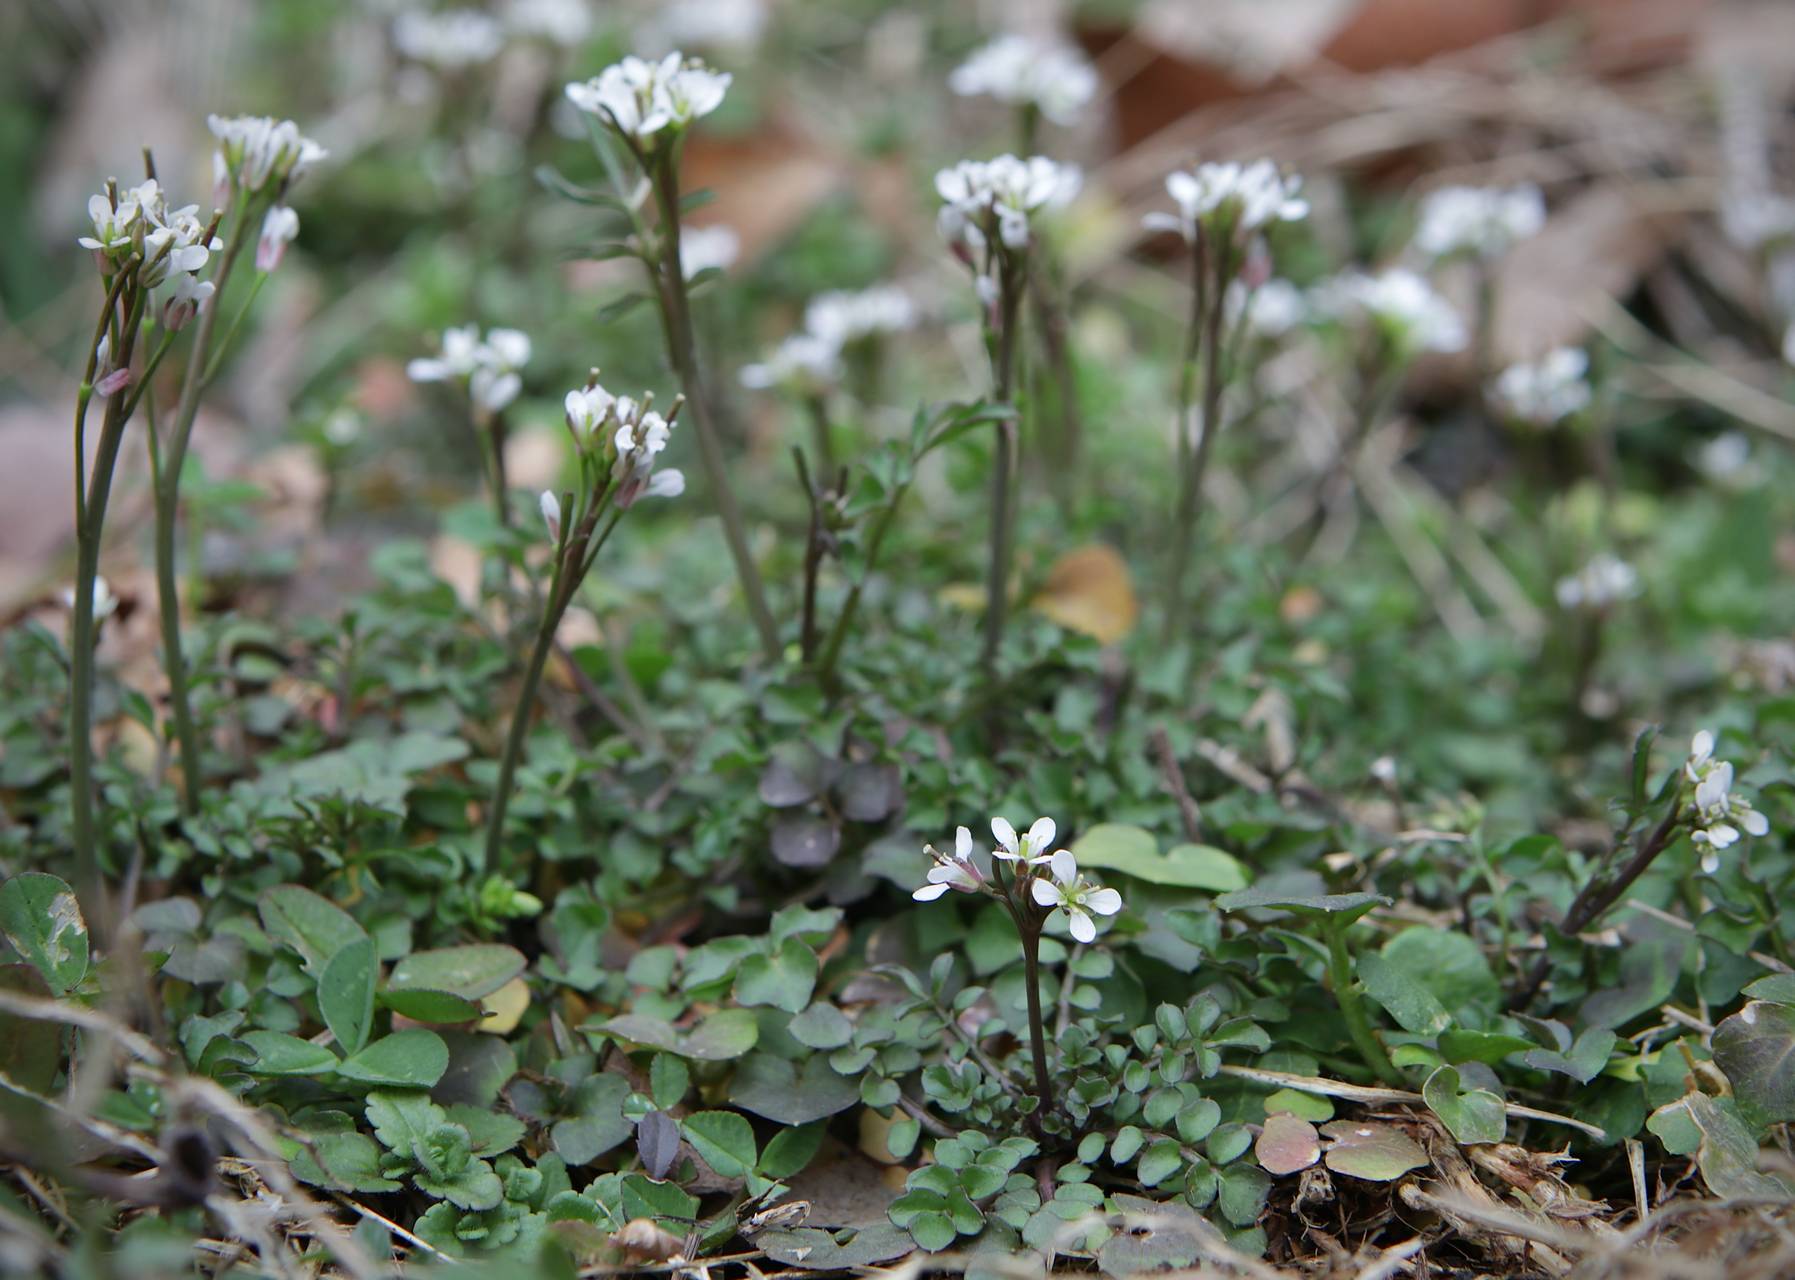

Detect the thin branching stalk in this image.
[1324,918,1403,1086]
[152,212,254,814]
[793,448,824,664]
[801,396,835,477]
[814,484,905,691]
[981,271,1025,678]
[1164,236,1216,640]
[646,159,780,661]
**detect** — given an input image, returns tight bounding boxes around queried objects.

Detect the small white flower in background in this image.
[739,331,843,395]
[1697,431,1757,488]
[914,826,985,901]
[1684,730,1770,871]
[322,409,361,446]
[564,51,731,144]
[62,576,119,621]
[1313,268,1467,356]
[564,383,616,441]
[657,0,768,50]
[948,33,1099,126]
[471,328,531,413]
[1369,755,1398,784]
[1224,278,1306,339]
[540,490,562,542]
[408,324,485,383]
[1413,184,1545,260]
[257,205,299,273]
[937,154,1080,256]
[992,815,1057,864]
[208,114,327,196]
[392,7,506,69]
[804,285,915,347]
[504,0,591,45]
[611,398,684,507]
[1144,160,1308,247]
[1553,553,1640,611]
[1028,850,1122,943]
[160,274,214,332]
[680,224,740,279]
[1492,347,1590,426]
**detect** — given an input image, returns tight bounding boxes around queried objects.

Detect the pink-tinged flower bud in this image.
[258,205,299,273]
[1240,238,1273,289]
[540,491,562,542]
[161,277,215,332]
[94,367,133,398]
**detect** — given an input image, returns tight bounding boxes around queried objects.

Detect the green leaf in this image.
[1648,1094,1793,1200]
[366,1089,446,1155]
[0,873,89,995]
[1071,825,1248,891]
[758,1122,824,1179]
[335,1029,449,1087]
[389,945,526,1001]
[682,1008,761,1061]
[1743,974,1795,1004]
[243,1030,339,1076]
[1217,1163,1272,1226]
[1422,1066,1507,1145]
[1357,953,1451,1036]
[733,937,818,1013]
[318,937,378,1056]
[378,988,485,1024]
[1215,886,1389,922]
[1379,927,1501,1021]
[649,1053,689,1110]
[730,1052,860,1125]
[1136,1139,1184,1187]
[683,1110,757,1179]
[290,1131,401,1194]
[1712,1001,1795,1127]
[905,1210,958,1252]
[446,1105,525,1158]
[788,1002,853,1049]
[619,1173,699,1226]
[259,886,366,976]
[553,1073,631,1166]
[1438,1029,1534,1065]
[760,1224,914,1268]
[1321,1121,1428,1181]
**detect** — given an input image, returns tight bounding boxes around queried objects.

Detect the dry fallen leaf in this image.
[1030,543,1139,646]
[478,976,531,1035]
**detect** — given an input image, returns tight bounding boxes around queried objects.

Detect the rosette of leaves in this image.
[758,738,903,872]
[415,1151,573,1257]
[889,1132,1038,1251]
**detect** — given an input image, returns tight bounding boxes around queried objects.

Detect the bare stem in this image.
[1325,918,1403,1086]
[981,269,1025,679]
[1164,237,1229,641]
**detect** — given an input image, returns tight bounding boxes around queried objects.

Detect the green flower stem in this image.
[647,159,780,661]
[802,395,835,478]
[1164,237,1230,642]
[813,481,907,692]
[152,212,255,814]
[980,267,1025,680]
[1324,918,1402,1087]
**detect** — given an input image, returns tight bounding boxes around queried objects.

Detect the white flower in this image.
[991,815,1057,864]
[1144,160,1308,246]
[1492,347,1590,426]
[540,490,562,541]
[505,0,591,45]
[1413,184,1545,260]
[1027,851,1123,943]
[323,409,361,445]
[803,285,915,347]
[937,154,1080,255]
[161,274,214,332]
[392,8,505,68]
[409,325,530,413]
[1224,278,1306,338]
[564,52,730,144]
[78,191,142,253]
[914,826,985,901]
[948,33,1099,126]
[1370,755,1398,784]
[1313,268,1467,355]
[208,114,327,195]
[611,400,684,507]
[739,332,842,394]
[680,224,740,278]
[564,384,616,440]
[408,324,485,383]
[1697,431,1757,487]
[657,0,767,49]
[1553,553,1639,610]
[257,205,299,273]
[1684,731,1770,871]
[62,576,119,621]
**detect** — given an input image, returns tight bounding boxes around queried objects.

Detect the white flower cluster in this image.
[741,284,915,395]
[563,380,686,508]
[564,52,731,144]
[1492,347,1591,426]
[208,114,327,198]
[1224,278,1307,339]
[1684,730,1770,870]
[1143,160,1308,247]
[914,815,1123,944]
[408,325,532,413]
[78,178,220,333]
[1313,268,1467,355]
[948,33,1099,126]
[1413,184,1545,260]
[937,154,1081,264]
[1553,553,1639,611]
[505,0,592,46]
[393,8,506,68]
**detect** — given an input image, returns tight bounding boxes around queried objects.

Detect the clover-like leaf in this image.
[1320,1121,1428,1182]
[1422,1065,1507,1145]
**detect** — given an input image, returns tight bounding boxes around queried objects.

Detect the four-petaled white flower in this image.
[1224,278,1307,339]
[79,179,220,297]
[564,384,617,441]
[992,815,1057,864]
[1413,184,1545,260]
[540,490,562,542]
[1493,347,1590,426]
[208,114,327,196]
[408,325,530,413]
[680,224,740,279]
[564,52,731,144]
[739,332,842,395]
[1312,268,1467,356]
[1684,731,1770,871]
[803,286,915,348]
[611,398,685,507]
[948,33,1099,126]
[392,8,505,68]
[1144,160,1308,247]
[257,205,300,273]
[914,826,986,901]
[1028,850,1123,943]
[161,274,214,332]
[937,154,1081,256]
[62,576,119,622]
[1553,553,1639,611]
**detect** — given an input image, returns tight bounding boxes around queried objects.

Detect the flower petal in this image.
[1084,887,1123,917]
[1027,817,1057,855]
[1047,849,1076,884]
[992,817,1018,854]
[1067,908,1096,944]
[1030,877,1062,908]
[913,883,951,902]
[955,825,973,859]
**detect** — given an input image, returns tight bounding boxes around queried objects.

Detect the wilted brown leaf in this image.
[1030,543,1139,645]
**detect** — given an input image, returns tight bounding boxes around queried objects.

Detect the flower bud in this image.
[540,491,562,542]
[258,205,299,273]
[94,366,133,398]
